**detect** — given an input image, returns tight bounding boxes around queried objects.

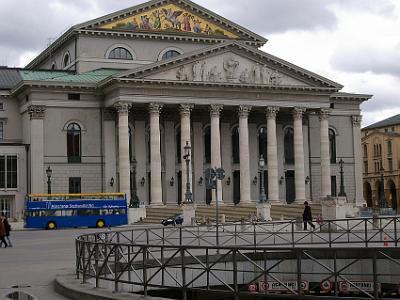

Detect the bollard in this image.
[383,234,389,247]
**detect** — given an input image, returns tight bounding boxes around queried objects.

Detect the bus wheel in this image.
[96,219,105,228]
[47,221,57,230]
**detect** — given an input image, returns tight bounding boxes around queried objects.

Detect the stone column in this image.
[319,109,331,199]
[115,102,132,212]
[293,107,306,203]
[238,105,252,203]
[266,107,280,203]
[180,104,194,202]
[103,109,117,193]
[210,104,223,204]
[352,115,365,206]
[29,106,45,194]
[149,103,163,206]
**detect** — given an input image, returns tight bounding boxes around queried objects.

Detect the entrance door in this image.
[177,171,182,205]
[233,170,240,204]
[69,177,81,194]
[285,171,295,204]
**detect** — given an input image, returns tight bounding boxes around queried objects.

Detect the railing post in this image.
[253,223,257,248]
[180,226,183,246]
[297,249,302,298]
[328,221,332,247]
[75,240,80,279]
[291,221,295,248]
[94,235,99,288]
[372,249,378,299]
[114,245,119,293]
[143,246,147,297]
[82,242,86,284]
[365,218,368,248]
[395,217,398,247]
[181,247,187,300]
[233,248,238,300]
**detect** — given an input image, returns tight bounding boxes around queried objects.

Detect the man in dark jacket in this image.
[3,216,12,247]
[0,216,8,248]
[302,201,315,231]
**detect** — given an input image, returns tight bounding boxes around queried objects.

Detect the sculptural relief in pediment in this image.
[146,53,307,86]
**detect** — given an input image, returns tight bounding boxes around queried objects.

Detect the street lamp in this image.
[129,158,139,208]
[379,165,386,208]
[46,166,52,195]
[259,155,267,203]
[338,158,346,197]
[183,141,192,203]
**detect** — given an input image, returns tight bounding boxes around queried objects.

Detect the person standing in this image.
[302,201,316,231]
[3,216,12,247]
[0,216,8,248]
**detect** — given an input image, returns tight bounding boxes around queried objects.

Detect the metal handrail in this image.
[76,216,400,300]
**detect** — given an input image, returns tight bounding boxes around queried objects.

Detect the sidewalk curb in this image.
[54,271,171,300]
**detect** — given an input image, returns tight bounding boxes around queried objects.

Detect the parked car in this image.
[161,214,184,226]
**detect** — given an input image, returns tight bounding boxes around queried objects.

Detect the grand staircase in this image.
[142,203,322,224]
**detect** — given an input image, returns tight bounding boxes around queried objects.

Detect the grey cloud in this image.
[331,44,400,77]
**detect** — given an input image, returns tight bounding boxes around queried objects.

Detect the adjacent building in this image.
[0,0,371,221]
[362,114,400,212]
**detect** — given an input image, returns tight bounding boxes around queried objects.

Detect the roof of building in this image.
[363,114,400,130]
[19,69,72,81]
[0,68,22,89]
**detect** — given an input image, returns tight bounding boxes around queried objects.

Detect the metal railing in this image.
[76,216,400,299]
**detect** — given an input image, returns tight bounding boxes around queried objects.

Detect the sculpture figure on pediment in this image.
[201,62,208,81]
[253,63,261,84]
[270,69,282,85]
[261,65,270,84]
[209,66,218,82]
[192,61,202,81]
[223,56,239,82]
[176,66,189,81]
[239,68,250,83]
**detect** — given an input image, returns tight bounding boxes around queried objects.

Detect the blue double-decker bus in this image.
[25,193,128,229]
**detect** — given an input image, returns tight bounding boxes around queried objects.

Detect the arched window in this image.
[232,126,240,164]
[258,127,267,160]
[67,123,81,163]
[204,126,211,164]
[284,127,294,164]
[329,128,336,163]
[63,52,70,68]
[162,50,180,60]
[176,126,181,163]
[51,62,56,70]
[108,47,133,60]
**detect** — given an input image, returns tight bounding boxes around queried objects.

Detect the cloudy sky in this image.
[1,0,399,126]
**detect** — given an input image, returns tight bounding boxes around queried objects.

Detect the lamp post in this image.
[183,141,192,203]
[338,158,346,197]
[129,158,139,208]
[46,166,52,195]
[259,155,267,203]
[379,165,386,208]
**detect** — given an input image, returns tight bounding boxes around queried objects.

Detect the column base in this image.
[128,207,146,224]
[256,203,272,221]
[294,198,306,204]
[268,199,283,205]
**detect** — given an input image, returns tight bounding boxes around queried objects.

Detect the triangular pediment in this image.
[115,42,343,89]
[76,0,266,44]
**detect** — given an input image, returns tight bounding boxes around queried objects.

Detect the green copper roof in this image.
[19,69,122,84]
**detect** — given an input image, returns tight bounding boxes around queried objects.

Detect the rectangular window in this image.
[0,121,3,140]
[0,155,17,189]
[363,144,368,158]
[0,102,3,110]
[364,161,368,174]
[69,177,81,194]
[388,158,393,171]
[331,176,337,197]
[68,93,80,101]
[6,156,17,188]
[387,141,392,155]
[0,197,12,218]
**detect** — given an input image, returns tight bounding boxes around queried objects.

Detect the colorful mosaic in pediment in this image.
[99,3,239,38]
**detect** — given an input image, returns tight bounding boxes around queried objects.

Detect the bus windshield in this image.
[25,193,128,229]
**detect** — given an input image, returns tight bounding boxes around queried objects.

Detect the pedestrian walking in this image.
[0,215,8,248]
[3,215,12,247]
[302,201,315,231]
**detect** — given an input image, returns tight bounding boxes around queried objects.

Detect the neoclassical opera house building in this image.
[0,0,370,221]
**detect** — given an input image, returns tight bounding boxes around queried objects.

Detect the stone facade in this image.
[0,0,371,221]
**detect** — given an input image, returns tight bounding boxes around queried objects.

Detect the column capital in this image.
[114,102,131,115]
[209,104,223,117]
[28,105,46,120]
[352,115,362,127]
[266,106,280,119]
[238,105,252,118]
[179,104,194,117]
[149,103,163,115]
[293,107,306,120]
[319,108,331,121]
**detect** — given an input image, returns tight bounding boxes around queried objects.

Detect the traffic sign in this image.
[215,168,225,180]
[205,168,216,190]
[320,280,333,293]
[248,282,258,293]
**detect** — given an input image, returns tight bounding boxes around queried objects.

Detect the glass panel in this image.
[109,47,133,60]
[329,129,336,163]
[284,127,294,164]
[331,176,337,196]
[258,127,267,160]
[67,123,81,163]
[176,127,181,163]
[6,156,17,188]
[204,126,211,164]
[0,156,5,188]
[162,50,180,60]
[0,122,3,140]
[232,126,240,164]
